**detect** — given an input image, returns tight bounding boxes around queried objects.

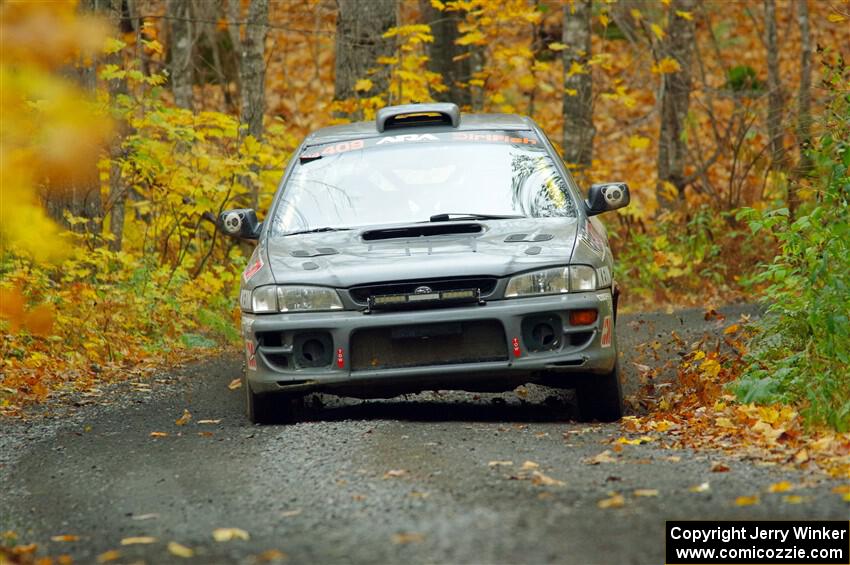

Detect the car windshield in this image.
[270,131,578,236]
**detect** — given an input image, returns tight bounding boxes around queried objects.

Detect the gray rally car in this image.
[220,103,630,424]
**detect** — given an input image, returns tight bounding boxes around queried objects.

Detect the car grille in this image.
[350,320,507,371]
[348,277,498,305]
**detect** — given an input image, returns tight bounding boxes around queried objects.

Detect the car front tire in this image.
[575,361,624,422]
[244,376,303,425]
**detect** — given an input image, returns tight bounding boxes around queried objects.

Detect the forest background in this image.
[1,0,848,441]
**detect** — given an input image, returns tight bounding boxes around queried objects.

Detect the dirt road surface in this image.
[1,305,847,564]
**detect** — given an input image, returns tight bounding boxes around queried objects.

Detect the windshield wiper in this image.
[429,213,526,222]
[282,227,351,237]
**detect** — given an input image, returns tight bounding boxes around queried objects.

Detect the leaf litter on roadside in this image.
[623,325,850,480]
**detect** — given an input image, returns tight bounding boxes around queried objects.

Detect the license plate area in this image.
[390,322,462,340]
[351,320,508,371]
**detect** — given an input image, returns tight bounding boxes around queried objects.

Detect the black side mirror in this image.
[586,182,630,216]
[219,209,261,240]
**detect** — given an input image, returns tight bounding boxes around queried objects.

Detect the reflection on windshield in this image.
[271,133,577,236]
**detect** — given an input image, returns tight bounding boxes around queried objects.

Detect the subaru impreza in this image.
[220,103,630,424]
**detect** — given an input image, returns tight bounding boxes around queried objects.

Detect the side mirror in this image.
[219,209,261,240]
[586,182,630,216]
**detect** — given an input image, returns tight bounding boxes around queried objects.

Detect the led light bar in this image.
[367,288,481,311]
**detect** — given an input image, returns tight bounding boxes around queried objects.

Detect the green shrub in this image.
[735,69,850,430]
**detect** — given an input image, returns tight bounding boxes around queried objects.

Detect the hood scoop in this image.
[505,233,554,242]
[361,223,482,242]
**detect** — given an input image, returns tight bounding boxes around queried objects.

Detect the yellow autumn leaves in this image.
[0,2,112,263]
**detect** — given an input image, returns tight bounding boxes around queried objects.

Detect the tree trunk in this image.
[167,0,194,110]
[420,0,471,107]
[656,0,697,208]
[226,0,268,209]
[791,0,812,219]
[333,0,397,103]
[238,0,268,140]
[562,0,594,168]
[106,0,133,251]
[46,0,105,235]
[765,0,784,171]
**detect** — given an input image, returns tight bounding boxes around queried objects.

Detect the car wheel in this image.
[244,377,302,425]
[575,361,624,422]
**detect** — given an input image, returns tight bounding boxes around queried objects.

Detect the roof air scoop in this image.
[376,103,461,132]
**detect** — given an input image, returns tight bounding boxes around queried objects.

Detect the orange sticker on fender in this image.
[600,315,612,348]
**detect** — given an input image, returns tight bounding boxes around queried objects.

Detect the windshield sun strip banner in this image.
[299,131,540,161]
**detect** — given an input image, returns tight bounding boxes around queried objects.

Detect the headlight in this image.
[244,286,343,313]
[277,286,343,312]
[505,266,597,297]
[569,265,597,291]
[251,286,278,313]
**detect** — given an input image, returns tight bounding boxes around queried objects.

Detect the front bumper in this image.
[241,290,616,395]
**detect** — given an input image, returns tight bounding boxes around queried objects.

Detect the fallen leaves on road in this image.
[488,460,513,467]
[783,495,805,504]
[710,462,730,473]
[255,549,288,562]
[120,536,157,545]
[586,450,618,465]
[634,489,659,497]
[213,528,250,542]
[228,378,242,390]
[149,431,168,438]
[689,482,710,493]
[131,513,159,521]
[167,541,194,558]
[96,549,121,563]
[175,409,192,426]
[392,532,424,544]
[616,436,654,445]
[530,471,565,487]
[383,469,408,479]
[498,460,565,487]
[280,509,302,517]
[767,481,793,493]
[50,534,79,542]
[197,419,221,424]
[734,495,759,507]
[597,493,625,508]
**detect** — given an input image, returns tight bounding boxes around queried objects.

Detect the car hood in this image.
[265,217,580,287]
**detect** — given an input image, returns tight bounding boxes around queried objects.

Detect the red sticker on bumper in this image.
[245,340,257,370]
[336,347,345,368]
[512,337,521,358]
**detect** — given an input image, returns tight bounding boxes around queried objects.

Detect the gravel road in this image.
[1,305,847,564]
